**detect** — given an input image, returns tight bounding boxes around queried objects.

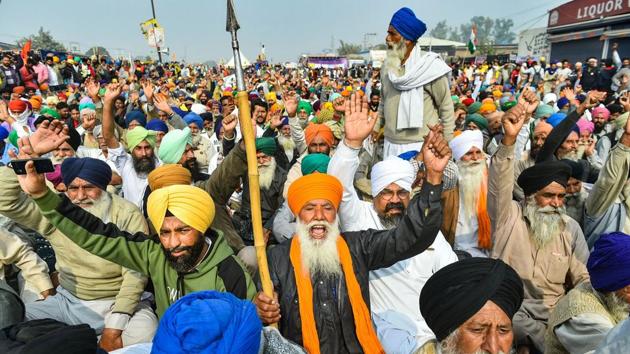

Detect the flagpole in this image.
[226,0,276,325]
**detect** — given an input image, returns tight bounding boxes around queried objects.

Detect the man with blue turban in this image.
[378,7,455,158]
[0,128,158,352]
[545,232,630,353]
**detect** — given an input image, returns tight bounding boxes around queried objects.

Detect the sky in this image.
[0,0,569,63]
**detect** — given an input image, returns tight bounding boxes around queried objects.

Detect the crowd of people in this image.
[1,6,630,354]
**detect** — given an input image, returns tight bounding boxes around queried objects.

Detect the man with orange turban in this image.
[254,93,451,354]
[282,92,337,198]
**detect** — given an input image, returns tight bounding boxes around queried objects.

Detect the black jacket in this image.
[265,182,443,353]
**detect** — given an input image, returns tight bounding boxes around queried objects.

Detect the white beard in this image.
[296,218,341,277]
[523,196,566,249]
[457,160,486,217]
[71,191,112,223]
[558,150,579,161]
[600,289,630,324]
[258,158,276,190]
[384,40,406,77]
[9,109,31,125]
[277,135,296,153]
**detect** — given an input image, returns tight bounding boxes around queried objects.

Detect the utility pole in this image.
[150,0,162,63]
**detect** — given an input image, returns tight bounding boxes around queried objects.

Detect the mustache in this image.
[385,202,404,212]
[165,245,192,255]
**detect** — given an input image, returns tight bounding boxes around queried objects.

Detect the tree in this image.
[17,27,66,51]
[493,19,516,45]
[337,40,362,56]
[85,46,111,58]
[430,20,449,40]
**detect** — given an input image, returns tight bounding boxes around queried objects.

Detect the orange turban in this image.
[39,83,49,91]
[12,86,25,94]
[287,174,343,216]
[29,96,42,110]
[304,123,334,147]
[479,102,496,114]
[148,164,192,191]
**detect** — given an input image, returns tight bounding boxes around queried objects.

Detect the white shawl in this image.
[388,48,451,130]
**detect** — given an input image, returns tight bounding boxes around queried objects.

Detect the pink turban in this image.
[592,106,611,121]
[576,118,594,135]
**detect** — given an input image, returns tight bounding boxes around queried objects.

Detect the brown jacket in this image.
[488,143,590,317]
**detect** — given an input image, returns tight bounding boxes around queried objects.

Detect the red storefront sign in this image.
[548,0,630,28]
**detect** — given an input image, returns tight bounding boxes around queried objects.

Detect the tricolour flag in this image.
[467,25,477,54]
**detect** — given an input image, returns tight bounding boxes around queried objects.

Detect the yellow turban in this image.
[287,174,343,216]
[148,164,192,191]
[265,92,277,102]
[147,185,215,233]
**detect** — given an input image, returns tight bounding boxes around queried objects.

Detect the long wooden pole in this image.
[227,0,276,327]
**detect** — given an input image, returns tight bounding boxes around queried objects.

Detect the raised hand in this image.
[619,91,630,112]
[268,107,283,130]
[343,93,373,148]
[562,87,576,102]
[27,120,70,156]
[141,80,154,102]
[153,94,173,115]
[501,102,527,146]
[518,84,540,116]
[222,114,238,139]
[333,96,346,112]
[81,111,97,131]
[283,91,298,117]
[103,83,123,104]
[12,139,50,198]
[421,126,451,185]
[85,78,101,101]
[577,90,607,115]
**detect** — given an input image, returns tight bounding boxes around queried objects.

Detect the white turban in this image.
[371,156,415,197]
[191,103,208,115]
[449,130,484,161]
[543,93,557,105]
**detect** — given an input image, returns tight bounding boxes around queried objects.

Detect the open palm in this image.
[28,121,69,156]
[344,93,374,145]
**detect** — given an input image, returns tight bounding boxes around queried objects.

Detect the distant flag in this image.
[467,25,477,54]
[21,39,31,60]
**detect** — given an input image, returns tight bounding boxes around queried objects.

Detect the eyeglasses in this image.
[378,189,410,201]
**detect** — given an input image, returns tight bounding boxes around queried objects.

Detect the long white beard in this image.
[296,218,341,277]
[71,192,112,223]
[384,40,406,77]
[258,158,276,190]
[523,196,566,249]
[278,135,296,153]
[457,160,486,217]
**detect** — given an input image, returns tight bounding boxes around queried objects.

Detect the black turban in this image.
[66,124,82,152]
[200,112,214,122]
[61,157,112,190]
[517,160,571,196]
[560,159,599,184]
[420,258,524,341]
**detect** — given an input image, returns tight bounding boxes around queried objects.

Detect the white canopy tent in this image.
[226,51,251,68]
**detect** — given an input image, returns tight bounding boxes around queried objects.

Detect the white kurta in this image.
[107,145,160,208]
[329,141,458,353]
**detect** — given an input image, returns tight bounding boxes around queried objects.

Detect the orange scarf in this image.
[289,236,384,354]
[477,170,492,250]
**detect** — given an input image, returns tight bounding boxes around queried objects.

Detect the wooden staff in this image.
[226,0,276,326]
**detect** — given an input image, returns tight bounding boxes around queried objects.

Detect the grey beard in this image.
[558,150,579,161]
[278,135,296,153]
[384,40,406,76]
[78,192,112,223]
[379,214,403,230]
[523,196,566,249]
[258,158,276,190]
[133,156,155,174]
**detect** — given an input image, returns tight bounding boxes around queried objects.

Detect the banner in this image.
[140,18,165,48]
[517,28,550,59]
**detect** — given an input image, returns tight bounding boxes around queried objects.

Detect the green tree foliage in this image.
[337,40,362,56]
[85,46,111,57]
[430,20,449,39]
[17,27,66,51]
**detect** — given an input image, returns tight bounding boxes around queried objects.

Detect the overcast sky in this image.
[0,0,568,62]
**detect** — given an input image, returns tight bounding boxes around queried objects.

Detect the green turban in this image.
[465,114,489,131]
[301,153,331,175]
[126,127,157,152]
[255,137,276,156]
[158,127,192,163]
[614,112,629,131]
[8,130,18,149]
[501,101,517,112]
[467,102,482,114]
[40,107,61,120]
[451,95,460,104]
[534,104,554,120]
[298,101,313,116]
